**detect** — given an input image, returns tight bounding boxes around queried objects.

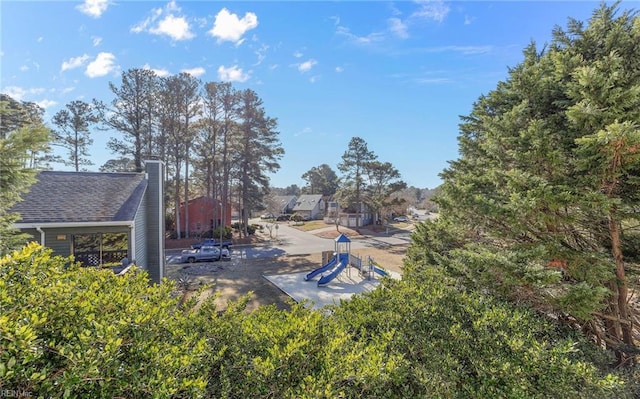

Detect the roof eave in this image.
[13,221,135,229]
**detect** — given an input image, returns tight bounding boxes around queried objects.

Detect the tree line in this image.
[270,136,408,225]
[3,71,285,239]
[4,79,413,236]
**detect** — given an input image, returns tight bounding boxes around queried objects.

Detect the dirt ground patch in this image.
[165,240,408,313]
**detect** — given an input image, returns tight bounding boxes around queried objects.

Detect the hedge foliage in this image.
[0,244,634,398]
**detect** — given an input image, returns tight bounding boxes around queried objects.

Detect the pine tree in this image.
[428,3,639,364]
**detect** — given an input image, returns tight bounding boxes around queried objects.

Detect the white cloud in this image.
[20,65,29,72]
[85,52,117,78]
[77,0,110,18]
[426,45,493,55]
[336,26,385,45]
[131,7,163,33]
[2,86,47,101]
[92,36,102,46]
[309,75,319,83]
[3,86,27,100]
[150,14,194,41]
[61,54,90,72]
[416,77,451,84]
[166,0,179,12]
[132,2,193,41]
[388,17,409,39]
[217,65,249,82]
[297,59,317,73]
[254,44,269,66]
[293,50,303,58]
[36,99,57,109]
[464,15,475,25]
[143,64,171,77]
[209,8,258,45]
[335,66,344,73]
[37,37,44,43]
[181,67,205,77]
[412,0,450,23]
[61,87,75,95]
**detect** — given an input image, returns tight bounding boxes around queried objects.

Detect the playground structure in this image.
[305,233,389,287]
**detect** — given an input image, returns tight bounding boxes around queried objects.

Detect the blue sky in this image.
[1,1,615,189]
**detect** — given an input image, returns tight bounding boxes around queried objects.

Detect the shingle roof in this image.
[292,194,323,212]
[10,171,147,224]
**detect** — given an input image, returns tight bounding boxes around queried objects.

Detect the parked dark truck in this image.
[191,238,232,249]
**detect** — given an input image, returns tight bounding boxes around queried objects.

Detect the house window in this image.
[72,232,128,267]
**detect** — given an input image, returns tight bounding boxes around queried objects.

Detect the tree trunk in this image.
[608,214,634,364]
[184,151,190,238]
[174,161,182,239]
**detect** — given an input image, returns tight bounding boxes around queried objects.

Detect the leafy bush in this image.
[1,243,633,398]
[332,275,632,399]
[202,225,232,239]
[231,222,258,235]
[0,243,208,398]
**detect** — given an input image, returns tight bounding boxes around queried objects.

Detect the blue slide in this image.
[305,254,337,281]
[373,266,389,277]
[317,253,350,287]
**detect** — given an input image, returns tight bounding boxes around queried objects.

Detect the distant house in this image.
[10,161,166,284]
[178,196,231,236]
[326,201,372,228]
[292,194,325,220]
[273,195,297,215]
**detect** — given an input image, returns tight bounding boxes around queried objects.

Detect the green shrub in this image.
[231,222,257,235]
[0,243,208,398]
[1,243,632,398]
[332,275,632,398]
[203,225,232,239]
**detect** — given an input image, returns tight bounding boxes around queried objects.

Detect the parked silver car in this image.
[180,246,222,263]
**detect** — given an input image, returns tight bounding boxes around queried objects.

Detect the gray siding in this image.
[21,229,40,245]
[134,188,148,271]
[145,161,165,284]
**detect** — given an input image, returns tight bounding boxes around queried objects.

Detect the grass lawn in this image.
[289,220,333,232]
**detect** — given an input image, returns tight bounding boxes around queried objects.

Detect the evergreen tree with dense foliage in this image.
[235,89,284,236]
[408,3,639,365]
[301,164,339,196]
[0,95,50,255]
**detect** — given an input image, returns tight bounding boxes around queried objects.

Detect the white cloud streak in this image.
[181,67,206,77]
[412,0,450,23]
[143,64,171,77]
[61,54,90,72]
[60,54,90,72]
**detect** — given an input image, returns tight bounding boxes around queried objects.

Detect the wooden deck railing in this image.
[74,249,129,267]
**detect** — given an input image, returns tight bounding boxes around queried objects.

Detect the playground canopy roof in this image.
[335,233,351,243]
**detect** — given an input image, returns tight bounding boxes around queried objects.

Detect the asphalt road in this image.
[166,219,415,265]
